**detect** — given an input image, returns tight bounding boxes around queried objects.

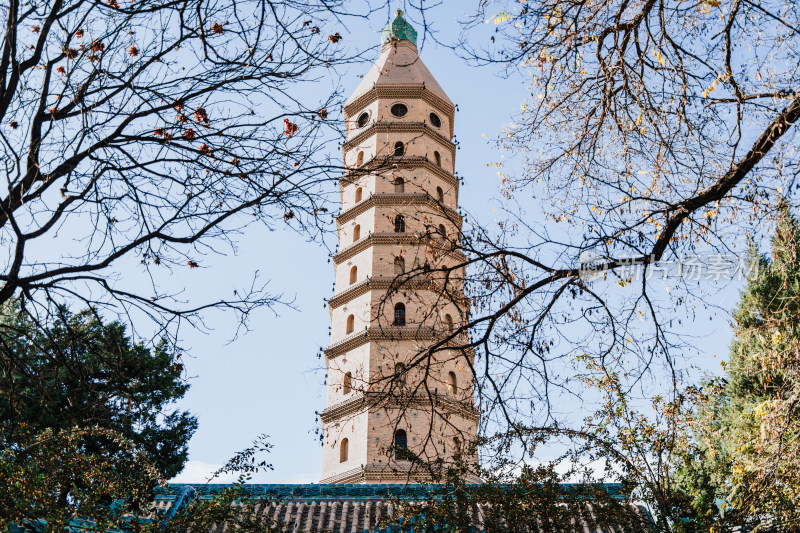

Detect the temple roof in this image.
[345,12,452,108]
[12,484,654,532]
[157,482,629,500]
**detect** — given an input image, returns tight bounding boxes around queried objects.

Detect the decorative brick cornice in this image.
[343,122,455,158]
[333,233,465,266]
[328,276,469,310]
[340,157,460,190]
[319,464,437,485]
[337,193,462,227]
[324,326,469,359]
[320,392,480,425]
[328,278,430,309]
[318,466,373,485]
[328,279,373,308]
[344,85,455,139]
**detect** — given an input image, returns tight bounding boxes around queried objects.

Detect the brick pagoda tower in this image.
[320,10,478,484]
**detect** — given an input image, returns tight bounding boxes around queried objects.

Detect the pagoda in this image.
[319,9,478,484]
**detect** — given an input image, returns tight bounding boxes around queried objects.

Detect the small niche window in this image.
[444,313,454,333]
[353,224,361,242]
[438,224,446,238]
[356,151,364,167]
[447,371,457,394]
[394,215,405,233]
[429,112,442,128]
[433,151,441,167]
[395,363,406,385]
[349,265,358,285]
[394,256,405,275]
[343,372,352,395]
[391,103,408,117]
[355,187,363,203]
[340,438,349,462]
[357,112,369,128]
[394,429,409,460]
[436,186,444,203]
[394,177,405,193]
[394,141,405,157]
[346,314,355,334]
[453,437,461,454]
[393,303,406,326]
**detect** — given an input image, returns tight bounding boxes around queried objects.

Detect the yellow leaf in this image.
[636,113,642,126]
[488,12,512,24]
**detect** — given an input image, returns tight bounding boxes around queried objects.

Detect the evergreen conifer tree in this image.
[0,302,197,528]
[675,203,800,529]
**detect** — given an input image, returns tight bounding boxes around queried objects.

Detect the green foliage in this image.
[393,462,648,533]
[673,203,800,530]
[0,302,197,480]
[0,302,197,530]
[0,427,158,532]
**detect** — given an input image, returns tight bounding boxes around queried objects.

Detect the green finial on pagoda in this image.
[381,9,418,46]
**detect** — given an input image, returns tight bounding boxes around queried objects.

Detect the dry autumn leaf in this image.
[283,118,298,137]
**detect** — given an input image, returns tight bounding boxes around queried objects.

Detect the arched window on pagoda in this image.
[393,429,409,460]
[394,177,405,193]
[349,265,357,285]
[346,314,355,334]
[353,224,361,242]
[393,303,406,326]
[355,187,363,203]
[394,256,405,275]
[394,215,405,233]
[436,186,444,203]
[340,438,349,463]
[356,151,364,167]
[433,151,441,167]
[343,372,352,395]
[444,313,454,333]
[394,141,404,156]
[447,371,457,395]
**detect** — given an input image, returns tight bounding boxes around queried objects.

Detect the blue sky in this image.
[169,3,743,484]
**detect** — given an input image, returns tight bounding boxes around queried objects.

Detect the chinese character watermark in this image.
[578,251,759,282]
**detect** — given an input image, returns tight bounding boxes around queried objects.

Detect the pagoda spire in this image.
[381,9,418,45]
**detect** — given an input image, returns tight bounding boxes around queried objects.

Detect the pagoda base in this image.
[320,463,481,485]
